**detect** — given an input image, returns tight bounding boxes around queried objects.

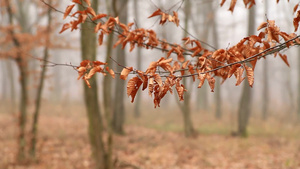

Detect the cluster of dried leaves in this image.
[60,0,300,107]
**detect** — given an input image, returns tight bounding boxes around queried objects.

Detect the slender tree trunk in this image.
[195,2,212,112]
[111,0,128,134]
[298,48,300,119]
[181,91,196,137]
[7,60,16,113]
[237,6,256,137]
[1,61,6,101]
[262,59,269,120]
[16,58,28,161]
[6,0,29,161]
[29,4,52,158]
[262,0,269,121]
[178,0,196,137]
[211,3,221,119]
[80,1,111,168]
[103,34,114,124]
[133,0,142,118]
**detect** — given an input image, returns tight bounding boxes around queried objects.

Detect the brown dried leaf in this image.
[175,81,186,101]
[93,61,107,66]
[228,64,241,78]
[92,13,107,21]
[154,74,162,86]
[120,67,133,80]
[127,77,143,103]
[220,0,226,6]
[207,76,215,92]
[172,11,179,26]
[148,9,163,18]
[84,0,91,6]
[235,67,245,86]
[197,73,206,88]
[64,4,75,19]
[106,67,115,78]
[293,11,300,32]
[86,7,96,17]
[245,66,254,87]
[72,0,82,5]
[257,22,268,31]
[98,32,104,45]
[86,66,103,79]
[59,23,71,34]
[294,4,299,14]
[279,53,290,67]
[229,0,237,12]
[188,65,195,81]
[77,67,87,80]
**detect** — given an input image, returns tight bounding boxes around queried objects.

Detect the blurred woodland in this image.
[0,0,300,169]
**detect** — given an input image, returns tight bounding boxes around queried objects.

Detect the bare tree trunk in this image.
[29,4,52,159]
[0,61,6,101]
[182,91,196,137]
[133,0,142,118]
[211,3,221,119]
[111,0,128,135]
[262,0,269,121]
[80,1,111,168]
[178,0,196,137]
[298,49,300,119]
[194,1,212,112]
[16,57,28,162]
[6,0,29,161]
[237,6,256,137]
[7,60,16,113]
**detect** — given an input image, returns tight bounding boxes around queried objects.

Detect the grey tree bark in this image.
[237,6,256,137]
[133,0,142,118]
[110,0,128,135]
[262,0,270,121]
[80,1,111,168]
[178,0,196,137]
[5,0,29,161]
[29,3,52,159]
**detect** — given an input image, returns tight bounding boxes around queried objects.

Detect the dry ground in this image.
[0,103,300,169]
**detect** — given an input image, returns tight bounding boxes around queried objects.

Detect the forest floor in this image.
[0,103,300,169]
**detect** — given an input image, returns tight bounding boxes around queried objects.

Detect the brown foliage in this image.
[59,0,300,107]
